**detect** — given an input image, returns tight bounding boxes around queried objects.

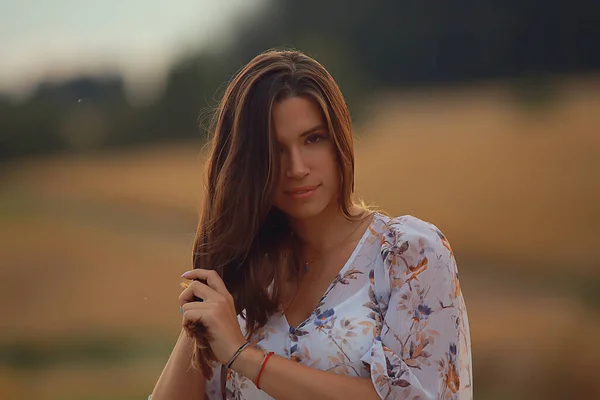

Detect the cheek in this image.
[273,175,288,203]
[323,150,340,184]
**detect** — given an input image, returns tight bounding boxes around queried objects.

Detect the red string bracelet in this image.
[255,351,274,390]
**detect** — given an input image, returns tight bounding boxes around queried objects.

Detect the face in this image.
[271,96,340,221]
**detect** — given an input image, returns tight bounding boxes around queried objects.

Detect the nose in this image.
[285,147,309,179]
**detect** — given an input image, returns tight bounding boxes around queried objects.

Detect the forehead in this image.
[271,96,326,140]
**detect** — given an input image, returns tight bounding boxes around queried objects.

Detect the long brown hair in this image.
[184,49,365,377]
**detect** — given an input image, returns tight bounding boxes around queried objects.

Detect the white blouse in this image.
[203,212,472,399]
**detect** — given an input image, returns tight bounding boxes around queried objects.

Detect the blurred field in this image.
[1,76,599,399]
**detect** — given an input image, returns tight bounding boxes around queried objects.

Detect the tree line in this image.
[1,0,598,161]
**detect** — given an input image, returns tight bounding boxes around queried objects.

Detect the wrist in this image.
[229,346,265,381]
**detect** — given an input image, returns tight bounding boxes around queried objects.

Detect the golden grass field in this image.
[1,75,599,399]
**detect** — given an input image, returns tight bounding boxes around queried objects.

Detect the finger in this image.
[182,309,214,329]
[181,300,212,314]
[179,282,210,305]
[181,269,230,298]
[181,306,216,326]
[180,281,205,302]
[181,308,207,325]
[179,280,219,306]
[179,282,204,301]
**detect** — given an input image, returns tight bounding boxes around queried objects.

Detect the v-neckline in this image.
[282,212,379,331]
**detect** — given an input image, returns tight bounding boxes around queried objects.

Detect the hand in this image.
[179,269,247,365]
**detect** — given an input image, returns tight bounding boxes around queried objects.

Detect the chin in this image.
[283,206,324,221]
[277,199,336,221]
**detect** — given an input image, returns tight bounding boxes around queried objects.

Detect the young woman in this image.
[150,49,472,400]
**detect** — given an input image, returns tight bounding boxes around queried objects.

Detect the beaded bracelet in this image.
[225,342,251,369]
[255,351,275,390]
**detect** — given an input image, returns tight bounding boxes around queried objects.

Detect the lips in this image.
[284,185,318,195]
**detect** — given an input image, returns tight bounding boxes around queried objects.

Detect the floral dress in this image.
[205,213,473,399]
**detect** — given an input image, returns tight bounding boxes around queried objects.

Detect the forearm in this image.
[232,347,379,400]
[150,328,207,400]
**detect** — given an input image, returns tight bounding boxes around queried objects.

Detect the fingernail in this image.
[180,306,183,314]
[181,271,191,278]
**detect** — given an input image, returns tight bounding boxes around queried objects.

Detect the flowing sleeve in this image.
[204,362,224,399]
[360,216,473,399]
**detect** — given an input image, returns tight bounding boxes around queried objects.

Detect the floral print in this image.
[205,213,472,399]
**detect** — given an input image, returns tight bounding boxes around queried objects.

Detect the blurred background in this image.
[1,1,599,399]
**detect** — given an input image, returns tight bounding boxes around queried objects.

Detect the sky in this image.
[0,0,265,102]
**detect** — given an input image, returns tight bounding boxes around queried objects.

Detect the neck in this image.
[288,203,363,253]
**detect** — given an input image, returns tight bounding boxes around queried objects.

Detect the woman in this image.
[150,49,472,400]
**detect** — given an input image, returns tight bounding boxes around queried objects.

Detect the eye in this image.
[306,133,327,144]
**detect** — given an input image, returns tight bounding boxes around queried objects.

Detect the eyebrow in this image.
[299,124,327,138]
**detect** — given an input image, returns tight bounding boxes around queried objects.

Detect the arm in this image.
[232,219,472,400]
[149,328,207,400]
[231,347,380,400]
[179,269,380,400]
[362,217,472,399]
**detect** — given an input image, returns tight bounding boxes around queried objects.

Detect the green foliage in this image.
[1,0,598,160]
